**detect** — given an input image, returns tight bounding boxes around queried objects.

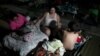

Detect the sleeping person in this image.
[3,16,48,56]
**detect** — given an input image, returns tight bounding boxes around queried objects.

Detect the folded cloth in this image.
[9,13,26,31]
[42,39,65,56]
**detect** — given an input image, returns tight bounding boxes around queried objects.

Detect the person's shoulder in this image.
[56,13,60,18]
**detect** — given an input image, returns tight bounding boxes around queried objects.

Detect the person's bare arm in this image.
[36,12,47,25]
[57,15,61,28]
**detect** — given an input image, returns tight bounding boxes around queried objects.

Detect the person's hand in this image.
[54,48,60,56]
[36,47,46,56]
[47,51,54,56]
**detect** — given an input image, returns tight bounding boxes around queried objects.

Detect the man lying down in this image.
[3,17,48,56]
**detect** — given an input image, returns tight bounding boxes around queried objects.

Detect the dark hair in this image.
[48,21,57,41]
[48,20,64,42]
[15,30,25,36]
[49,6,56,12]
[67,21,81,33]
[48,20,57,29]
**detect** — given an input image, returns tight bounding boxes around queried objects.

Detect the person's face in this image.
[50,8,56,14]
[63,31,79,50]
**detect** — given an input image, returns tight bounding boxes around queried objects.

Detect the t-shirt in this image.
[45,13,57,26]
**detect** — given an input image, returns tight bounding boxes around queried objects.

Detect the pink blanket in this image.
[10,14,26,30]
